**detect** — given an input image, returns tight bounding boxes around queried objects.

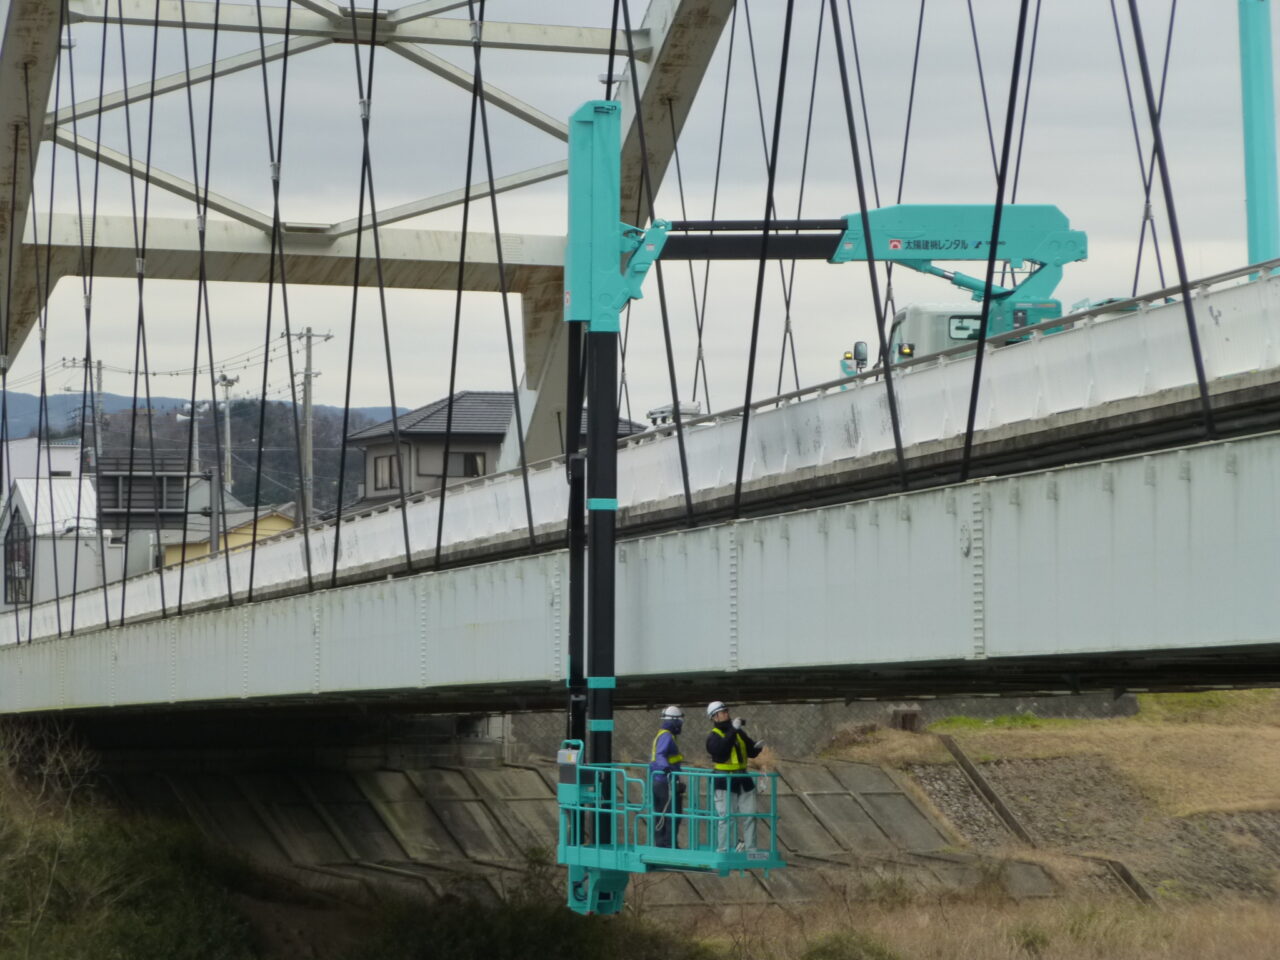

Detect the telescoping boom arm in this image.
[661,204,1088,337]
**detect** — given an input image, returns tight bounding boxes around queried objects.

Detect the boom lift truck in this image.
[556,99,1087,916]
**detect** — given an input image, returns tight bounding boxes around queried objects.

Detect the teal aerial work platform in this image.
[556,741,784,915]
[555,96,1089,915]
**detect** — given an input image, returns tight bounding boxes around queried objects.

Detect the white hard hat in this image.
[706,700,728,718]
[662,705,684,720]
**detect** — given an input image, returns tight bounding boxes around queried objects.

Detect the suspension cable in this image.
[845,0,881,208]
[605,0,622,101]
[1008,0,1043,202]
[247,0,311,598]
[688,0,740,412]
[465,0,537,548]
[884,0,926,320]
[2,129,19,643]
[731,0,796,516]
[434,19,484,567]
[1125,0,1215,437]
[111,0,176,623]
[966,0,999,180]
[70,10,115,631]
[958,0,1032,483]
[827,0,908,492]
[23,26,70,638]
[357,1,415,572]
[174,0,237,609]
[331,0,417,582]
[775,0,825,396]
[620,0,695,526]
[1111,0,1177,295]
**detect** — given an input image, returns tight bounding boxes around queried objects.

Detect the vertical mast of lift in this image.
[1239,0,1279,266]
[564,101,669,763]
[565,102,623,765]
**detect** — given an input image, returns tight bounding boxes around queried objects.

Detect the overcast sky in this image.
[8,0,1279,426]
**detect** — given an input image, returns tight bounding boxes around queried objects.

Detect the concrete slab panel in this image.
[406,770,512,861]
[827,763,901,795]
[238,773,348,864]
[861,793,948,852]
[179,773,289,863]
[468,766,553,799]
[501,798,560,850]
[298,771,408,862]
[776,795,841,856]
[807,795,895,855]
[777,762,843,792]
[354,770,462,860]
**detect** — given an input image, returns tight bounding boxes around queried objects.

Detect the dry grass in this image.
[823,691,1280,817]
[943,722,1280,816]
[683,897,1280,959]
[821,727,951,767]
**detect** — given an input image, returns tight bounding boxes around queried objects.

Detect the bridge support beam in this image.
[5,430,1280,714]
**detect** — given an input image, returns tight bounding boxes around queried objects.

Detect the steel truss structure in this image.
[1,0,732,460]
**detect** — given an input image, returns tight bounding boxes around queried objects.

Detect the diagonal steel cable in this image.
[620,0,695,525]
[246,0,312,598]
[828,0,908,492]
[434,19,485,568]
[1125,0,1214,437]
[470,0,537,547]
[732,0,797,517]
[959,0,1033,483]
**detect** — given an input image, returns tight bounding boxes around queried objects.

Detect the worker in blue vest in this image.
[705,700,765,851]
[649,705,685,847]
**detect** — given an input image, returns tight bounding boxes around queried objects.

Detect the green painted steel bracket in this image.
[565,100,669,333]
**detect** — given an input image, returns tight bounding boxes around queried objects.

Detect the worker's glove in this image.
[732,717,746,730]
[676,780,687,795]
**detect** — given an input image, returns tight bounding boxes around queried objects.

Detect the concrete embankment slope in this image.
[109,753,1056,905]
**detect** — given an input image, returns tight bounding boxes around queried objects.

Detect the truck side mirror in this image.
[853,341,868,366]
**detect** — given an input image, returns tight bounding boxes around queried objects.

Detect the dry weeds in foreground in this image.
[687,898,1280,959]
[823,691,1280,817]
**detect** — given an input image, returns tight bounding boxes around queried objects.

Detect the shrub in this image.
[800,931,901,960]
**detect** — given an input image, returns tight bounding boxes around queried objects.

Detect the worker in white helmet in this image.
[705,700,765,851]
[649,705,685,847]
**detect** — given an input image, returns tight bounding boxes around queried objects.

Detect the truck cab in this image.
[888,298,1064,363]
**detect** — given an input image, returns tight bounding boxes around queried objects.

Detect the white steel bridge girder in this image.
[2,428,1277,714]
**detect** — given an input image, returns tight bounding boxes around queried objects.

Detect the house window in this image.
[373,454,401,491]
[4,511,31,604]
[446,452,485,478]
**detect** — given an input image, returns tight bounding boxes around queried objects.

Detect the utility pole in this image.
[60,357,106,468]
[94,359,103,466]
[216,372,239,491]
[302,327,314,520]
[283,328,331,521]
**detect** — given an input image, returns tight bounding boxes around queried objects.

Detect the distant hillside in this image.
[0,390,404,440]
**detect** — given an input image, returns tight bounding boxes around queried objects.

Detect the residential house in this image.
[160,482,296,566]
[346,391,646,505]
[2,437,81,481]
[0,477,125,611]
